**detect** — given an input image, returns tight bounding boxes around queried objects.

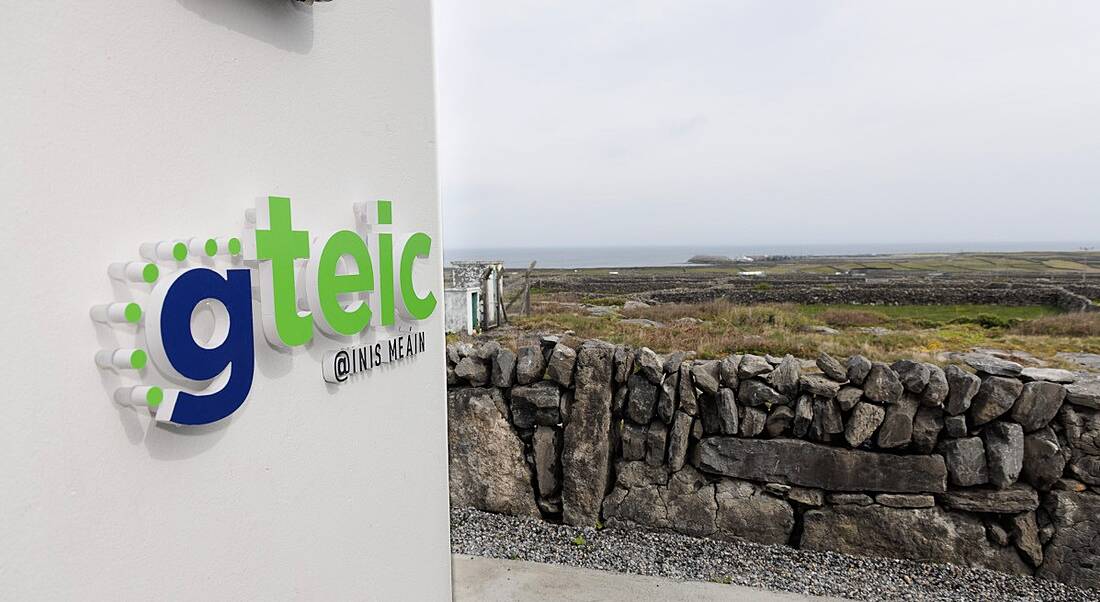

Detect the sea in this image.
[444,242,1099,269]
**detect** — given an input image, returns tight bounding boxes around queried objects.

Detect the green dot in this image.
[146,386,164,408]
[142,263,159,283]
[124,303,142,323]
[204,238,218,257]
[129,349,147,370]
[228,237,242,255]
[172,242,188,261]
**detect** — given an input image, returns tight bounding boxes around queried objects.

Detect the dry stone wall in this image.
[446,337,1100,589]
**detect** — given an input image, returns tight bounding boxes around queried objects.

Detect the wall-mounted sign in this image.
[92,196,437,427]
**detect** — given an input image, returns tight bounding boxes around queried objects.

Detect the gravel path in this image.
[450,508,1098,602]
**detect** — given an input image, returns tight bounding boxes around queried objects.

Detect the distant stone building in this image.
[445,261,505,334]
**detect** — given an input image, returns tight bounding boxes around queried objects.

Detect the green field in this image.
[503,300,1100,366]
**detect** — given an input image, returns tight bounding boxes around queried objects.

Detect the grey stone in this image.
[836,386,863,412]
[1011,380,1067,432]
[1009,512,1043,568]
[986,521,1011,546]
[677,362,697,416]
[764,483,791,496]
[626,373,658,425]
[447,387,540,517]
[620,422,646,461]
[697,393,722,436]
[738,379,788,407]
[446,364,457,386]
[662,467,719,538]
[845,402,885,448]
[446,341,470,364]
[766,355,801,397]
[801,505,1029,575]
[944,414,968,438]
[911,405,944,454]
[602,463,716,537]
[969,376,1024,426]
[828,493,873,506]
[1065,378,1100,409]
[472,340,501,360]
[792,394,814,438]
[816,397,844,435]
[941,484,1040,513]
[765,405,794,437]
[1021,367,1077,384]
[562,345,614,526]
[559,390,573,425]
[1061,404,1100,456]
[690,360,721,397]
[455,356,489,387]
[656,370,679,424]
[737,354,772,379]
[511,381,562,428]
[635,347,663,384]
[667,411,693,471]
[694,437,947,493]
[800,374,841,398]
[718,355,741,389]
[491,347,517,388]
[612,345,634,385]
[545,343,577,386]
[789,486,825,507]
[1035,490,1100,588]
[920,364,949,407]
[1069,453,1100,486]
[1055,478,1088,492]
[662,351,687,374]
[644,421,667,466]
[863,363,903,404]
[846,355,873,385]
[816,352,848,382]
[536,496,562,515]
[533,426,562,498]
[739,406,767,438]
[892,360,931,393]
[983,421,1024,488]
[940,437,989,487]
[1057,352,1100,370]
[962,353,1023,377]
[515,344,546,385]
[715,479,795,545]
[600,462,684,535]
[945,365,982,415]
[876,493,935,508]
[876,394,919,449]
[1022,426,1067,491]
[716,388,739,435]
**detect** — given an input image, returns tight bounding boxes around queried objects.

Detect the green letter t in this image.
[255,196,312,346]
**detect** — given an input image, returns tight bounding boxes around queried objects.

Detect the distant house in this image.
[445,261,505,334]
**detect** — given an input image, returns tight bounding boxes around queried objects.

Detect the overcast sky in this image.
[434,2,1100,250]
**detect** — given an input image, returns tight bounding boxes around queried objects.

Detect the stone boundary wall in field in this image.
[446,336,1100,589]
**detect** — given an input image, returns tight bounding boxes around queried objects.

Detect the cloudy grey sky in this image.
[434,2,1100,250]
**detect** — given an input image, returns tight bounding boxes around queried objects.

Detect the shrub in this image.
[948,314,1018,329]
[1013,312,1100,337]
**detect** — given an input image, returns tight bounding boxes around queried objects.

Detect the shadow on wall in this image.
[176,0,317,54]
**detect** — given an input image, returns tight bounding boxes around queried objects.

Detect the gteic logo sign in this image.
[92,196,436,427]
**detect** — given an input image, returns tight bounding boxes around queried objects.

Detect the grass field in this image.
[519,250,1100,277]
[505,300,1100,365]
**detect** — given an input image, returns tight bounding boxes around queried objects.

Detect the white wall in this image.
[0,1,451,599]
